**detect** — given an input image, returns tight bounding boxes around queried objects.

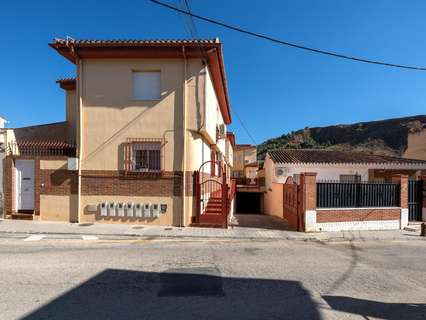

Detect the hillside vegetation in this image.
[258,115,426,160]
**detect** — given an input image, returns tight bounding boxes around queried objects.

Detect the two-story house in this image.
[232,144,258,184]
[2,39,234,226]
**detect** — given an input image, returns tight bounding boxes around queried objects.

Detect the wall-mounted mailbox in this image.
[135,203,142,218]
[144,203,151,218]
[152,204,160,218]
[108,202,116,217]
[117,203,125,217]
[126,203,134,217]
[87,204,97,213]
[100,203,108,217]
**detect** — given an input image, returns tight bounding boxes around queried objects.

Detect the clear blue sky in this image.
[1,0,425,144]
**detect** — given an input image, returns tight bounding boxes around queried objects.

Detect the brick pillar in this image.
[392,174,409,229]
[3,156,14,216]
[301,172,317,232]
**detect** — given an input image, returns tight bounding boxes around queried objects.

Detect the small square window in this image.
[133,71,161,100]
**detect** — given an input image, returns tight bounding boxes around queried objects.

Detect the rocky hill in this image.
[257,115,426,160]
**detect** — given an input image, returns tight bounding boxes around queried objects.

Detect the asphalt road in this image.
[0,238,425,320]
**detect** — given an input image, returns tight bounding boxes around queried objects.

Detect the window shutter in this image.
[124,142,132,173]
[133,71,161,100]
[210,150,216,176]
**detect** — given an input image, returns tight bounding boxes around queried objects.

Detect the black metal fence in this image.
[408,180,423,221]
[317,181,400,208]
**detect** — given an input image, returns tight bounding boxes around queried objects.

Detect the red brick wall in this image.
[80,170,188,197]
[317,208,401,223]
[2,156,14,214]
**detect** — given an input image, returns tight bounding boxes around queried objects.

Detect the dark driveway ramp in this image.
[236,192,261,214]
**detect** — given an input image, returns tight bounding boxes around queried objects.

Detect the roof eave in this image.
[49,40,232,124]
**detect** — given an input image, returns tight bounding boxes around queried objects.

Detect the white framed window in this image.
[132,142,161,172]
[132,71,161,100]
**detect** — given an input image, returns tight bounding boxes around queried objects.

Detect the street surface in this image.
[0,237,425,319]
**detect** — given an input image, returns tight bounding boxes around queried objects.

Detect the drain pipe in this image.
[181,46,188,227]
[76,58,83,224]
[67,41,83,224]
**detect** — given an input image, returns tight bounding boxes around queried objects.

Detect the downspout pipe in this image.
[67,41,83,224]
[181,46,188,227]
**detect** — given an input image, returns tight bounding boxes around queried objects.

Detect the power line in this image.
[178,0,258,146]
[150,0,426,71]
[233,112,258,146]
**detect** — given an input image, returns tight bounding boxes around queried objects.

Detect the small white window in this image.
[133,71,161,100]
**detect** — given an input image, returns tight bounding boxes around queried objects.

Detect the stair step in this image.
[205,210,222,213]
[190,223,226,228]
[11,213,34,221]
[206,205,222,209]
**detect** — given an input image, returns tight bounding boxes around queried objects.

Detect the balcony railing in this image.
[8,140,76,157]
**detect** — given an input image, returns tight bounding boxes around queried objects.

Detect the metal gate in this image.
[408,180,423,221]
[193,160,229,227]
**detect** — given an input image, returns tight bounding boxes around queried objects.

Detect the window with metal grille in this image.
[133,142,161,172]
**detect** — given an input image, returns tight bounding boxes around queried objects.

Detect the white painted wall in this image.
[204,66,226,156]
[274,166,369,183]
[269,161,426,184]
[187,136,212,173]
[316,219,400,232]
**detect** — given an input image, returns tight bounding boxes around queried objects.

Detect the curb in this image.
[0,230,424,243]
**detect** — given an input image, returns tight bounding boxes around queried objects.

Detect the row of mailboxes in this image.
[99,202,166,218]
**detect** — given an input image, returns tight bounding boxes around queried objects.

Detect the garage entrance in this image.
[236,191,262,214]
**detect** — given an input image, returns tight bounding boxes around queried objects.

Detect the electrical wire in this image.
[178,0,258,146]
[150,0,426,71]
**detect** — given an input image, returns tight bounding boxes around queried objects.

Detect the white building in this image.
[264,149,426,219]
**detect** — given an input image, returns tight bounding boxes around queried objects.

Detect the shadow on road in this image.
[323,295,426,320]
[20,267,425,319]
[232,214,296,230]
[21,268,319,320]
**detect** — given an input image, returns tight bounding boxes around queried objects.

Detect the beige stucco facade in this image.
[78,58,225,172]
[233,145,257,176]
[75,57,229,225]
[40,194,78,222]
[263,156,284,217]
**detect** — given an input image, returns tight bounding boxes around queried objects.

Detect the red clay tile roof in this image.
[235,144,256,151]
[56,78,76,90]
[52,38,220,45]
[268,149,426,165]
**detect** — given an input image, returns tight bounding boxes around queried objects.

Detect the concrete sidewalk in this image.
[0,219,424,242]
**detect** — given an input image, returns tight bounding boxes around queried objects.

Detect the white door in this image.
[16,160,35,211]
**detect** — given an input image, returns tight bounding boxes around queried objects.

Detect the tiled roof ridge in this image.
[53,38,220,44]
[267,148,426,165]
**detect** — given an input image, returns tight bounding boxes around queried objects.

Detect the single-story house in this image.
[264,149,426,232]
